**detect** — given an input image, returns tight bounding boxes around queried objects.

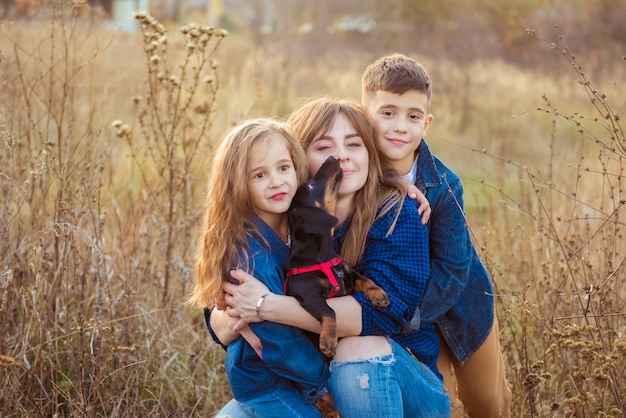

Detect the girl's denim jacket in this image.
[205,216,329,404]
[414,139,496,364]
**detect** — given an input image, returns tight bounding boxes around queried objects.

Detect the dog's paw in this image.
[314,397,341,418]
[323,409,341,418]
[319,336,337,357]
[367,289,390,308]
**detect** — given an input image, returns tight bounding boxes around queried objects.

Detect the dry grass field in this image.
[1,3,625,417]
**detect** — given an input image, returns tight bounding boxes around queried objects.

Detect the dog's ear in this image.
[291,207,338,234]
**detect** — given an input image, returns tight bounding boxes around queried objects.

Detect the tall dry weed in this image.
[111,11,226,305]
[466,26,626,417]
[1,5,229,416]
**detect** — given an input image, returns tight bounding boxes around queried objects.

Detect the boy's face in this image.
[365,89,433,175]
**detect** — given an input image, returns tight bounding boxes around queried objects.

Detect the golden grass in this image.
[1,7,624,417]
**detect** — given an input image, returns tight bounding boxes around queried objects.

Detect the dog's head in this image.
[289,156,343,234]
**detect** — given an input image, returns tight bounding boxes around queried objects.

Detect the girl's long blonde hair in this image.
[188,118,307,309]
[287,97,406,266]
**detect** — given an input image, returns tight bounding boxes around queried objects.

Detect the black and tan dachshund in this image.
[285,156,390,358]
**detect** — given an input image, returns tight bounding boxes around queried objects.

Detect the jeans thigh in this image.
[239,389,324,418]
[329,352,402,418]
[329,339,451,418]
[215,398,253,418]
[393,341,451,417]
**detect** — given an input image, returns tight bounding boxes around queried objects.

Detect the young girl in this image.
[218,99,451,417]
[187,118,332,418]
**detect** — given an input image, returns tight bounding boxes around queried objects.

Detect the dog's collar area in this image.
[286,257,343,298]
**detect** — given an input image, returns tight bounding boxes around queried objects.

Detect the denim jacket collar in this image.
[415,139,442,193]
[250,214,290,265]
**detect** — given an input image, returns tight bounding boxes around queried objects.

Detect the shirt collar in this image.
[403,158,419,184]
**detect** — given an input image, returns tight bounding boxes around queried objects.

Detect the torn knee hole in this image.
[356,373,369,389]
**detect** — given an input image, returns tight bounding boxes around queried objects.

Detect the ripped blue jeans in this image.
[214,339,450,418]
[328,338,450,418]
[213,390,322,418]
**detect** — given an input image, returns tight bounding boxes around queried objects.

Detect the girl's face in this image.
[306,113,369,200]
[247,135,299,226]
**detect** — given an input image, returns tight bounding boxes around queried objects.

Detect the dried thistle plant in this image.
[112,12,226,304]
[475,27,626,416]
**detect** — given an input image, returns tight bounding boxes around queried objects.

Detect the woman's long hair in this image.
[287,97,406,266]
[188,118,307,309]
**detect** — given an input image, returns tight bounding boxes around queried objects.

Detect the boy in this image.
[362,53,512,418]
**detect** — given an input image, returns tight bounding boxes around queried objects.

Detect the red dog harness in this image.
[286,256,344,298]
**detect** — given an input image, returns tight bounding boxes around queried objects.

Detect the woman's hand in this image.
[224,269,272,330]
[407,183,430,224]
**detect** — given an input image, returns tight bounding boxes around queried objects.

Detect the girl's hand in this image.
[210,308,241,346]
[213,305,263,353]
[224,269,272,329]
[407,184,430,224]
[240,325,263,358]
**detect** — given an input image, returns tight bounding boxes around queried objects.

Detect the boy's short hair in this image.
[361,53,432,105]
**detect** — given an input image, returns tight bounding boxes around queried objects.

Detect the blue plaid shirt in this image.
[334,195,441,376]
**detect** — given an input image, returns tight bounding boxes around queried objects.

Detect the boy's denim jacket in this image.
[414,140,495,364]
[205,216,329,404]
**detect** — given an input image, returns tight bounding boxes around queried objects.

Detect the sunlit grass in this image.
[1,7,624,417]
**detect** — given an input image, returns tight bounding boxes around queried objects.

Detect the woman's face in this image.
[306,113,369,200]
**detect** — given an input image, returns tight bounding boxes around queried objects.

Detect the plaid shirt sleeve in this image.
[352,196,430,336]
